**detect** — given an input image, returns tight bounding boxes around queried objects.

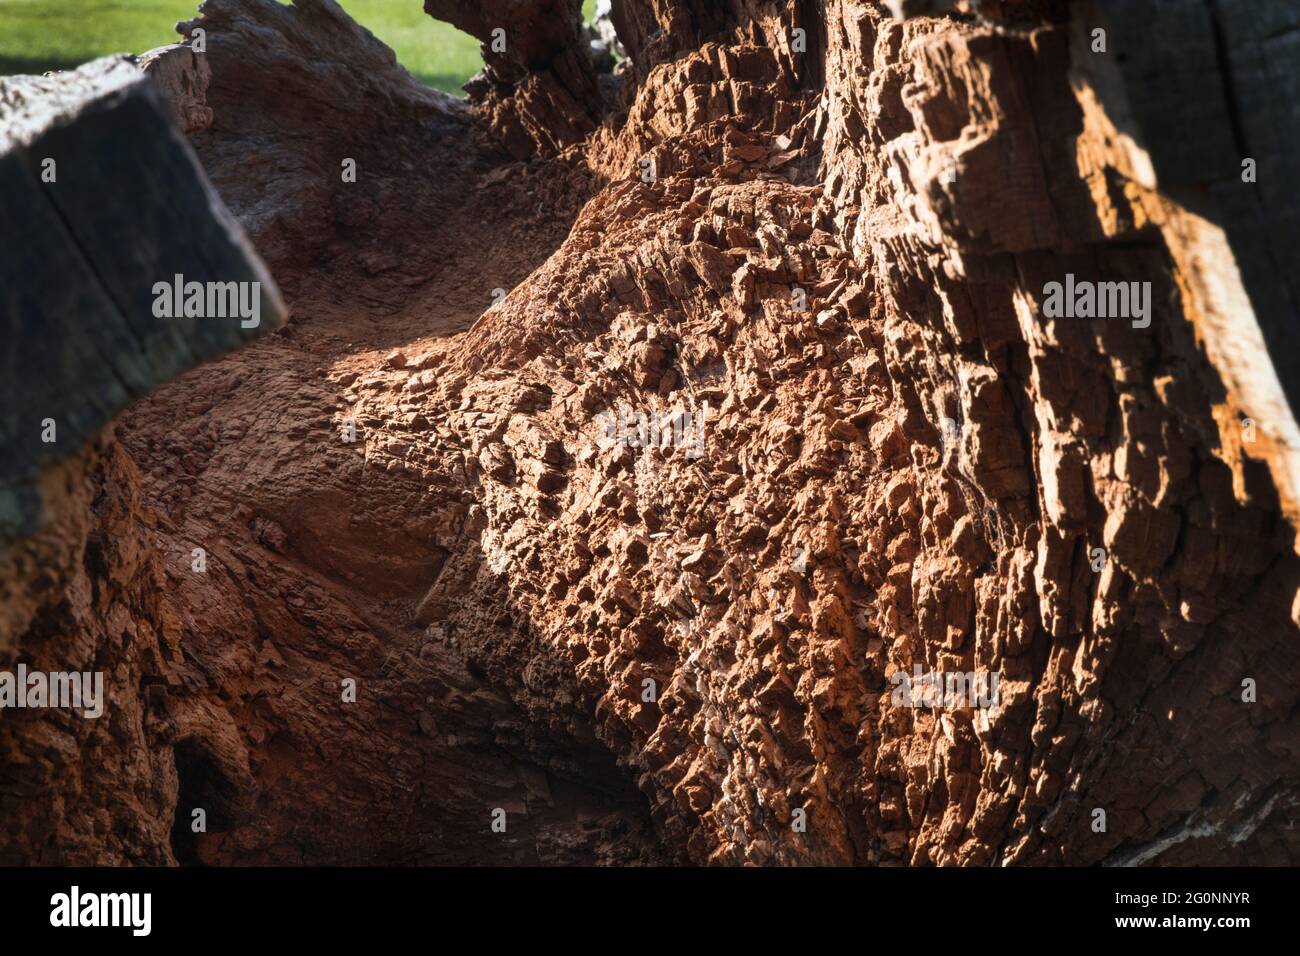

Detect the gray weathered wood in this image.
[0,56,285,540]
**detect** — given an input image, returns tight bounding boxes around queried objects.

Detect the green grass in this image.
[0,0,598,95]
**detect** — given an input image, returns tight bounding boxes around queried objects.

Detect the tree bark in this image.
[2,0,1298,866]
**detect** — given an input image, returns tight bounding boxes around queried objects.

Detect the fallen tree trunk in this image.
[1,0,1298,866]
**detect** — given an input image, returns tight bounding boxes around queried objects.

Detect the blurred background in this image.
[0,0,599,94]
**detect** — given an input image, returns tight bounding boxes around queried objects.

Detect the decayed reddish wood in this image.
[2,0,1298,866]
